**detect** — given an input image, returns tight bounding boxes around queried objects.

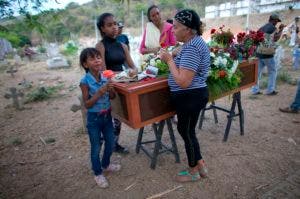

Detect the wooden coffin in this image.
[111,77,175,129]
[111,59,258,129]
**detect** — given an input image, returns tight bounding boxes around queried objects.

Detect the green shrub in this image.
[61,41,78,56]
[37,45,47,53]
[277,70,294,85]
[25,84,64,102]
[45,138,56,144]
[10,137,22,146]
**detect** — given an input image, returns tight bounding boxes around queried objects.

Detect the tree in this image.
[0,0,50,19]
[112,0,131,17]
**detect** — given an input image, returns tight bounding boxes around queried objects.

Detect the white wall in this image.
[204,0,297,18]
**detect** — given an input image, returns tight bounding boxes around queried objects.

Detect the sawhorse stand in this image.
[136,118,180,169]
[198,91,244,142]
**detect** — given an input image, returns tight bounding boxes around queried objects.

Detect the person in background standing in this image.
[251,14,284,96]
[96,13,137,154]
[139,5,176,55]
[279,79,300,113]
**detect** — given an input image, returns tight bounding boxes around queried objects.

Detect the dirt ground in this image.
[0,46,299,199]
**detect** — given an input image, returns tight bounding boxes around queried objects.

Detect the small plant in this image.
[25,84,64,102]
[248,95,260,100]
[45,138,56,144]
[37,45,46,53]
[61,41,78,56]
[277,70,293,84]
[10,137,22,146]
[260,77,268,89]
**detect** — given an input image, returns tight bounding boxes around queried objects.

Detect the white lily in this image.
[228,60,239,78]
[149,58,156,67]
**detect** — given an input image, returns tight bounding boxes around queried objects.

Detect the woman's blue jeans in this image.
[291,79,300,111]
[86,112,115,176]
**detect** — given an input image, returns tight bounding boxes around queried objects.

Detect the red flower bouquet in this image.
[210,25,235,49]
[232,30,265,60]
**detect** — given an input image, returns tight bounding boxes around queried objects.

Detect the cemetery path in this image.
[0,50,299,199]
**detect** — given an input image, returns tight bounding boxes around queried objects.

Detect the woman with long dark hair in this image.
[96,13,137,154]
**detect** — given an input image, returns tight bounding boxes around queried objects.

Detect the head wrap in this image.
[174,9,201,35]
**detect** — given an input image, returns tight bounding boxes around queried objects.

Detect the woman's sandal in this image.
[175,170,200,182]
[198,162,208,178]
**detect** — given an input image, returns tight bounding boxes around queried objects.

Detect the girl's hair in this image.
[147,5,159,22]
[79,48,101,73]
[97,13,114,38]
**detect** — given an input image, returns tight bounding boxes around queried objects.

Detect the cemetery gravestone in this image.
[0,38,13,60]
[4,87,24,110]
[46,43,69,69]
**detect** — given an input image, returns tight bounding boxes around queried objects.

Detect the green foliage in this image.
[0,30,31,48]
[207,69,242,99]
[159,0,185,9]
[9,137,22,146]
[24,13,46,34]
[37,45,46,53]
[155,59,169,76]
[277,70,295,85]
[45,138,56,144]
[0,31,20,47]
[134,3,147,16]
[65,2,80,9]
[61,41,79,56]
[25,84,64,103]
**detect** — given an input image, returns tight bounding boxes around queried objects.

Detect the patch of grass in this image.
[277,70,294,85]
[25,83,64,102]
[248,95,260,100]
[0,62,9,73]
[9,137,22,146]
[45,138,56,144]
[68,84,77,92]
[260,77,268,89]
[75,127,86,136]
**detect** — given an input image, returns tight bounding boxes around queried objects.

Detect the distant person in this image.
[23,44,36,61]
[251,14,284,95]
[279,24,288,41]
[279,79,300,113]
[293,40,300,70]
[289,16,299,47]
[96,13,137,154]
[116,21,130,50]
[139,5,176,55]
[79,48,120,188]
[291,17,300,70]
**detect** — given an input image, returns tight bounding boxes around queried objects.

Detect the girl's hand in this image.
[97,83,108,96]
[107,81,116,99]
[159,49,172,64]
[107,80,114,91]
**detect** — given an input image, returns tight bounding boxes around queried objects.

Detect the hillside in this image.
[4,0,298,46]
